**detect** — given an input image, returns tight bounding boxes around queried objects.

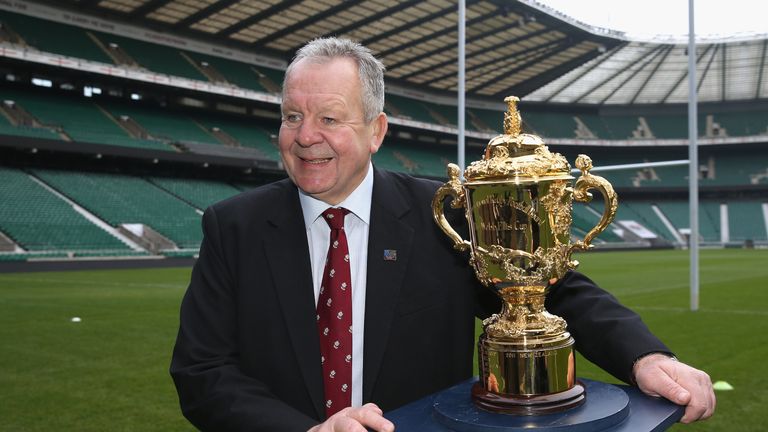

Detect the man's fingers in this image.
[634,355,715,424]
[310,404,394,432]
[648,371,691,405]
[345,404,394,432]
[679,371,716,423]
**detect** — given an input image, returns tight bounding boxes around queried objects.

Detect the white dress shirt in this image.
[298,163,373,408]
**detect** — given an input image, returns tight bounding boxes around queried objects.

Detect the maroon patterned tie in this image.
[317,208,352,417]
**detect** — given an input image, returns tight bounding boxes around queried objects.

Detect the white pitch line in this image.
[629,305,768,316]
[0,276,185,289]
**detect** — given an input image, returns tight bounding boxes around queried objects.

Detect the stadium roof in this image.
[525,39,768,104]
[49,0,621,100]
[36,0,768,105]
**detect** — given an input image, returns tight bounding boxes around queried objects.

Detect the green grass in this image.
[1,249,766,430]
[0,268,195,431]
[571,249,768,432]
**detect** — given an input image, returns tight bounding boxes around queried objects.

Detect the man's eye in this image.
[284,114,301,123]
[322,117,336,125]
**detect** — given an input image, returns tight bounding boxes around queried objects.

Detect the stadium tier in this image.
[0,108,61,140]
[103,102,217,146]
[0,4,766,261]
[2,8,768,142]
[148,176,242,210]
[183,51,283,93]
[0,9,112,64]
[1,88,175,151]
[728,201,767,243]
[193,116,280,161]
[91,31,207,81]
[572,204,624,243]
[385,94,441,125]
[32,169,203,249]
[0,167,132,254]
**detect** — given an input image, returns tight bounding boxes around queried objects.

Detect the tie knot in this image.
[322,207,349,230]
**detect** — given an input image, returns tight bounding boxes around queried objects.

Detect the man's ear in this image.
[369,112,388,154]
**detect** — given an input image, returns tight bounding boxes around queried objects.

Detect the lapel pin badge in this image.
[383,249,397,261]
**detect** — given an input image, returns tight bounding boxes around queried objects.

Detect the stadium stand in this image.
[572,204,624,243]
[728,201,767,243]
[0,101,61,140]
[0,2,766,262]
[194,116,280,161]
[184,52,283,93]
[522,111,577,138]
[1,88,174,151]
[90,32,206,82]
[0,166,133,254]
[0,10,112,64]
[103,101,217,146]
[148,176,241,210]
[386,94,440,124]
[32,169,203,250]
[656,201,720,243]
[468,107,503,133]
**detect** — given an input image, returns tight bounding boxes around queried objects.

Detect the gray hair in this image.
[282,37,386,123]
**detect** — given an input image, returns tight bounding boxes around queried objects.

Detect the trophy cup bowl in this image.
[432,96,618,415]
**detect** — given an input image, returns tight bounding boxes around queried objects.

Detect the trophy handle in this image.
[432,163,471,252]
[569,155,618,254]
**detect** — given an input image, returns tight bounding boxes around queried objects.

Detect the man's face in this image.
[279,57,387,205]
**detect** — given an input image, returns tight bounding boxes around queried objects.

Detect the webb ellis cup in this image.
[432,96,618,414]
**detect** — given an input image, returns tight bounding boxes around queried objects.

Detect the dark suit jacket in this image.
[170,168,669,432]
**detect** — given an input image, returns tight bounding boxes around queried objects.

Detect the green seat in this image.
[0,167,130,251]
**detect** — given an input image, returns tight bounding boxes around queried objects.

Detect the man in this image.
[171,37,715,432]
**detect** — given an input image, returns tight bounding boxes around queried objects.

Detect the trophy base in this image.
[471,381,586,415]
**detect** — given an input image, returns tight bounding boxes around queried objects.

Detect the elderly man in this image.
[171,37,715,432]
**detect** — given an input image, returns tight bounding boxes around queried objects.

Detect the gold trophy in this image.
[432,96,618,414]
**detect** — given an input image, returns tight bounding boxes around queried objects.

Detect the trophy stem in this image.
[475,286,585,415]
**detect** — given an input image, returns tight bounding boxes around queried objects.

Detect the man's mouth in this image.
[301,157,332,164]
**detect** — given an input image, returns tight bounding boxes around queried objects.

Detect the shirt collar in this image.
[299,162,374,229]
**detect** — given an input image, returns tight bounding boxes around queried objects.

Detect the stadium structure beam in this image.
[629,46,675,104]
[393,26,553,81]
[302,0,423,48]
[127,0,171,19]
[422,38,570,87]
[489,40,598,98]
[73,0,102,7]
[172,1,237,30]
[540,44,621,103]
[599,45,671,105]
[216,0,303,38]
[371,0,487,59]
[571,44,661,104]
[756,39,768,99]
[697,44,719,94]
[255,0,367,48]
[660,44,713,104]
[688,0,700,312]
[721,43,727,101]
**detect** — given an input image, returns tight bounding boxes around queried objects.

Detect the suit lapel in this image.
[263,183,325,419]
[362,169,415,403]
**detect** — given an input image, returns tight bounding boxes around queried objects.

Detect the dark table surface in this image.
[385,378,684,431]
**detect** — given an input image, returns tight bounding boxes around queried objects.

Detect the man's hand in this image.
[633,353,716,423]
[308,403,395,432]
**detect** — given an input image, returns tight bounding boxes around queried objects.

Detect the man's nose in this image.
[296,119,322,147]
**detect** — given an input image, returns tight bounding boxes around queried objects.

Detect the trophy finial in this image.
[503,96,521,136]
[575,154,594,174]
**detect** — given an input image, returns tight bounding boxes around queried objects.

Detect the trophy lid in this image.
[464,96,572,182]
